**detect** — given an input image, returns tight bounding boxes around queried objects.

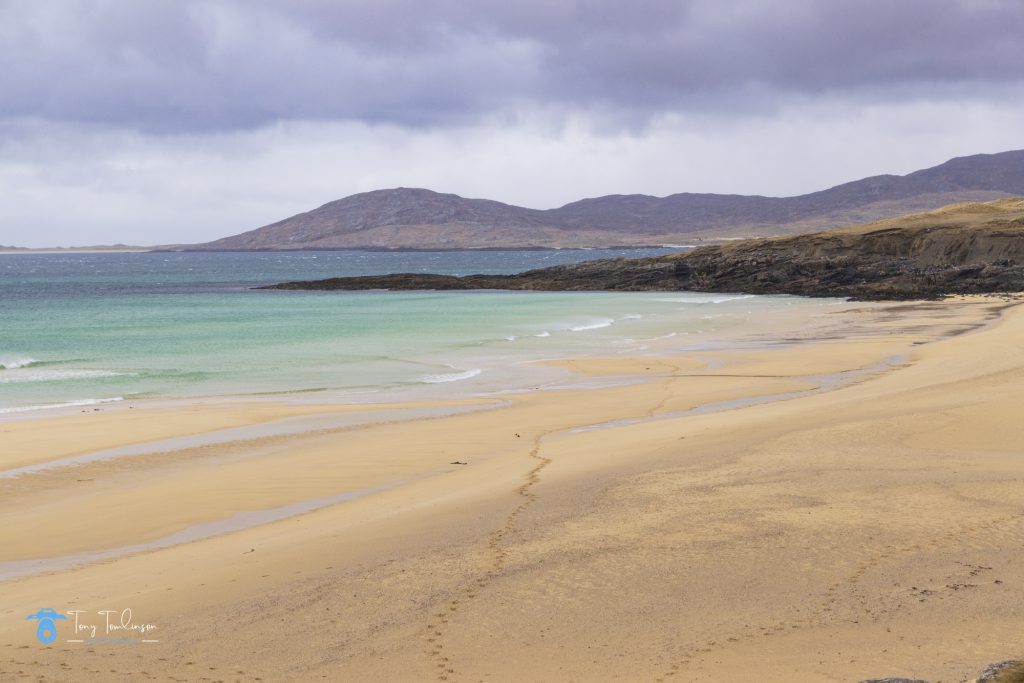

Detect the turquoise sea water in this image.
[0,250,815,414]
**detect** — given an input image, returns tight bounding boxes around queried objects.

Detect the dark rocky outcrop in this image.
[858,659,1024,683]
[261,199,1024,300]
[975,661,1024,683]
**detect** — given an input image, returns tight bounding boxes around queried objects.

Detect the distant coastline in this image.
[0,245,152,254]
[1,245,696,254]
[159,244,696,253]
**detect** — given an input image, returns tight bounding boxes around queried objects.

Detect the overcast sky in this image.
[2,0,1023,247]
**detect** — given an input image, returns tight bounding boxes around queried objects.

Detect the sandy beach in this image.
[3,295,1023,682]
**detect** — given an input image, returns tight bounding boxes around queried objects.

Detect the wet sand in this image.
[2,295,1022,682]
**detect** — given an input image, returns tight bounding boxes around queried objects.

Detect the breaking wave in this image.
[417,368,483,384]
[0,369,133,384]
[0,397,125,414]
[0,358,41,370]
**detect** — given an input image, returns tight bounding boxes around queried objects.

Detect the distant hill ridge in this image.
[192,150,1024,250]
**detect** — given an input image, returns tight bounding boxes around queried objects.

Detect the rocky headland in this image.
[262,199,1024,300]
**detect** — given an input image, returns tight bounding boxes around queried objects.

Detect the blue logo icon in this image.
[26,608,66,644]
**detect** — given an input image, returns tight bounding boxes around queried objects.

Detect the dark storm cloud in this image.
[1,0,1022,132]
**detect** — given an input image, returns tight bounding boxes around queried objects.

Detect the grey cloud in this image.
[1,0,1022,132]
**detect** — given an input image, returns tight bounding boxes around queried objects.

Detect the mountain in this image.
[191,150,1024,250]
[262,198,1024,300]
[194,188,561,250]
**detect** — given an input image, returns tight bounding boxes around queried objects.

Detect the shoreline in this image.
[0,292,838,419]
[2,295,1022,681]
[0,344,910,581]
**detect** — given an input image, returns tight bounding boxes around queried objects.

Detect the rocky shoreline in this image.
[261,199,1024,300]
[860,659,1024,683]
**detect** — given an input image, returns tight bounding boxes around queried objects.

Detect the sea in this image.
[0,249,823,415]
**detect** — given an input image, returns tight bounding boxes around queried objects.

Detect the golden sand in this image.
[2,296,1022,682]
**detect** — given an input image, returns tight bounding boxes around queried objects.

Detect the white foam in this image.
[0,369,131,384]
[569,318,615,332]
[621,314,643,320]
[0,397,124,414]
[0,357,40,370]
[418,368,483,384]
[655,295,755,304]
[535,331,551,337]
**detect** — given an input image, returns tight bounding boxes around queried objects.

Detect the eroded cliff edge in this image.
[261,199,1024,300]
